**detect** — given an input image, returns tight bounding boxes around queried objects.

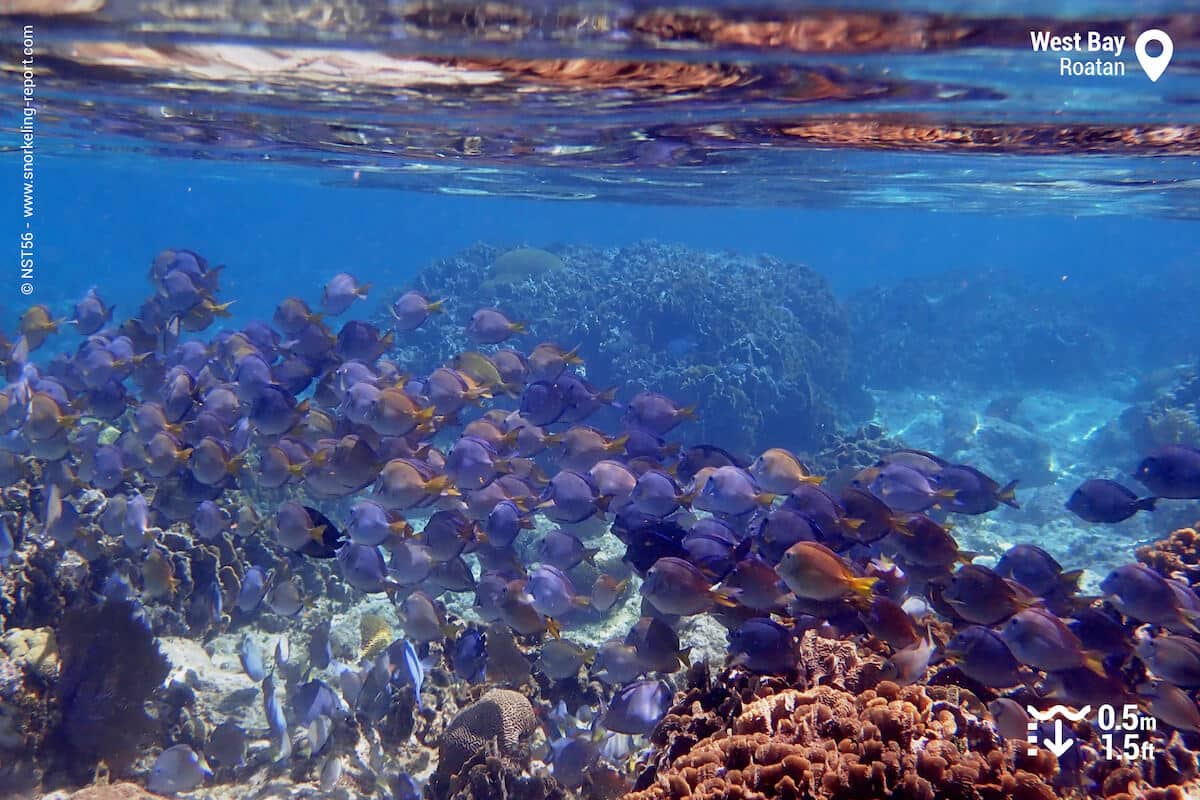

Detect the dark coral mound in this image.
[54,598,170,780]
[384,241,854,452]
[624,632,1199,800]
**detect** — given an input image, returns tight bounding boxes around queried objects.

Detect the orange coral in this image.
[624,633,1200,800]
[1137,524,1200,584]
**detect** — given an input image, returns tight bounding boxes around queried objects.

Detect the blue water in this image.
[5,4,1200,799]
[7,157,1195,325]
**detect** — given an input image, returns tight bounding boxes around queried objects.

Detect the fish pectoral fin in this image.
[710,589,739,609]
[846,576,879,600]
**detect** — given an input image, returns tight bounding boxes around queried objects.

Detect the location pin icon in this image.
[1135,29,1173,82]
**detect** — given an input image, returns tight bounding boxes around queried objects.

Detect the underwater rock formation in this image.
[383,241,854,453]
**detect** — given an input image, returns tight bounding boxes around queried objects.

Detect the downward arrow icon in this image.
[1044,719,1073,758]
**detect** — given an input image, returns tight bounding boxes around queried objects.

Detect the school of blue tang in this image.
[4,248,1200,799]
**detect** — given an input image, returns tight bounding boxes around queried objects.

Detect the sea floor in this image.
[869,386,1197,590]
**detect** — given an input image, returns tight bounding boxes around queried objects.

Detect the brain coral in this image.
[382,241,854,453]
[435,688,537,784]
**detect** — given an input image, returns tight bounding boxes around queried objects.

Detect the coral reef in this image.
[381,242,854,453]
[53,599,171,781]
[626,648,1057,800]
[626,634,1200,800]
[433,688,539,795]
[1137,523,1200,585]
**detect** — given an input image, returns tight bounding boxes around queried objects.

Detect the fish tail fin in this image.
[573,595,591,608]
[594,494,613,513]
[841,517,865,531]
[1059,568,1085,593]
[546,618,562,639]
[416,405,436,423]
[677,489,697,507]
[229,454,247,474]
[380,331,395,350]
[677,403,698,420]
[677,647,692,668]
[1136,496,1159,513]
[426,298,445,314]
[662,441,682,457]
[756,491,778,507]
[509,321,528,334]
[598,386,619,405]
[563,346,584,365]
[1084,652,1107,678]
[309,525,328,544]
[583,547,600,567]
[935,487,959,500]
[710,588,739,608]
[358,282,373,298]
[802,474,826,485]
[847,576,878,600]
[957,550,979,564]
[606,433,629,454]
[997,480,1020,508]
[177,447,194,464]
